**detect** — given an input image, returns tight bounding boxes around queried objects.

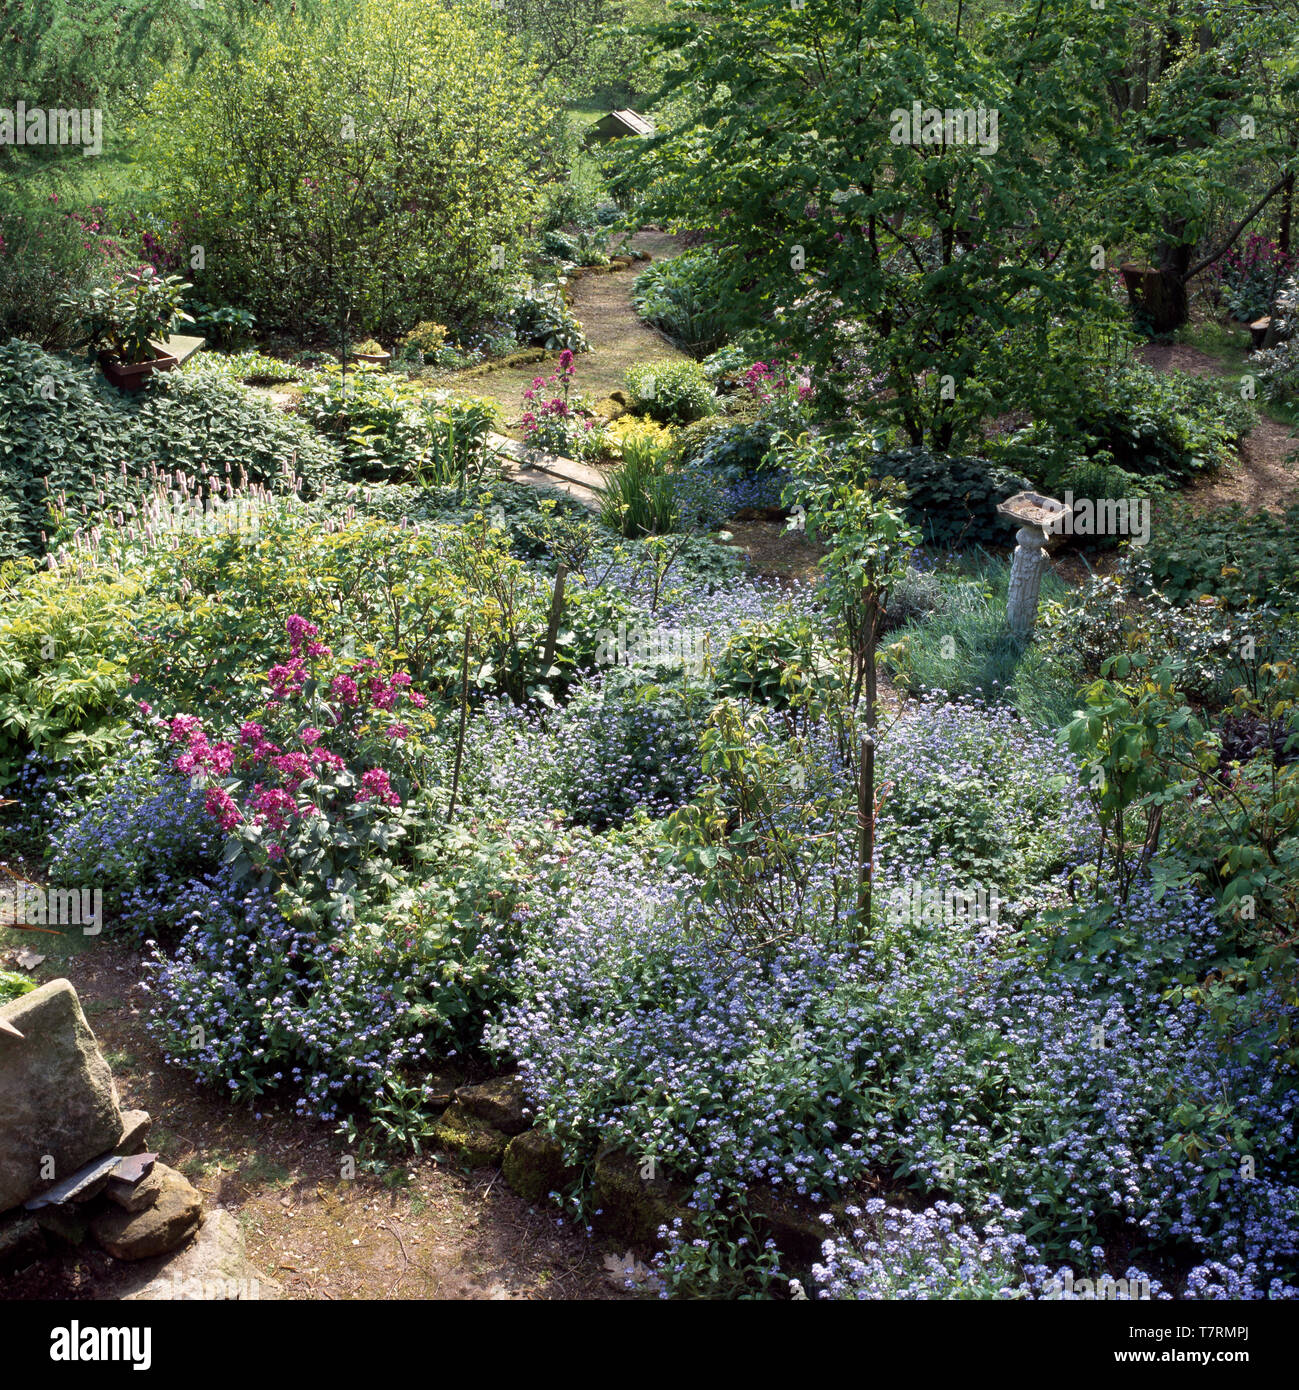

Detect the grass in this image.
[883,555,1081,730]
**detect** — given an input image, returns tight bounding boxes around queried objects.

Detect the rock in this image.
[114,1110,152,1156]
[592,1147,692,1246]
[33,1205,87,1248]
[106,1166,163,1214]
[432,1102,509,1168]
[502,1128,581,1206]
[120,1209,282,1301]
[0,978,123,1213]
[91,1163,203,1260]
[0,1211,46,1270]
[453,1075,530,1135]
[746,1186,848,1263]
[24,1151,123,1208]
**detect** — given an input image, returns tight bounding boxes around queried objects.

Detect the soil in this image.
[1135,340,1299,513]
[0,919,629,1301]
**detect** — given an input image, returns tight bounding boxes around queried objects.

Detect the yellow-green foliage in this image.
[0,561,141,780]
[138,0,549,337]
[401,321,449,354]
[605,414,677,466]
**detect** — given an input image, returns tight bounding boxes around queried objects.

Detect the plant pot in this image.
[353,351,391,368]
[98,351,179,391]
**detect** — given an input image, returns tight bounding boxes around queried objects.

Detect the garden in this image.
[1,0,1298,1315]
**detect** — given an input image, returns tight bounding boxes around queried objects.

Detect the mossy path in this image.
[441,229,690,433]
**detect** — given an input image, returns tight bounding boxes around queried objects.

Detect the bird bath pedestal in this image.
[997,491,1069,635]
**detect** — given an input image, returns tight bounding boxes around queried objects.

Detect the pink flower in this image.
[355,768,400,807]
[330,674,360,707]
[204,787,241,832]
[285,614,319,656]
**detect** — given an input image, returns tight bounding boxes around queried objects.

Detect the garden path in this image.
[1137,341,1299,512]
[0,917,629,1302]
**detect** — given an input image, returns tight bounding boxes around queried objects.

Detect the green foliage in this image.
[674,417,776,476]
[139,0,550,338]
[611,0,1134,448]
[630,251,730,357]
[0,970,37,1004]
[0,341,337,559]
[1144,502,1299,611]
[302,365,499,485]
[1001,366,1255,487]
[0,560,139,781]
[510,279,589,352]
[714,611,841,717]
[868,447,1031,550]
[599,425,681,537]
[0,206,119,349]
[625,359,717,425]
[186,301,257,351]
[69,267,193,364]
[787,443,919,720]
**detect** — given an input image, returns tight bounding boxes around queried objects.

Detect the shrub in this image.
[1249,272,1299,408]
[0,204,122,348]
[186,302,257,351]
[510,279,588,353]
[866,447,1031,549]
[0,561,139,782]
[1000,365,1255,486]
[625,359,717,426]
[139,0,549,337]
[1210,233,1293,323]
[70,267,193,364]
[630,251,730,357]
[675,416,775,473]
[303,365,499,484]
[0,341,337,559]
[396,321,449,366]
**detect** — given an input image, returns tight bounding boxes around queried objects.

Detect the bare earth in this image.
[1135,341,1299,513]
[0,922,628,1302]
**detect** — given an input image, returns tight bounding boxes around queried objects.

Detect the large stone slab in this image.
[120,1208,282,1301]
[0,978,123,1213]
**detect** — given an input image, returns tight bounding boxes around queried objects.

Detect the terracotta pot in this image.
[98,352,179,391]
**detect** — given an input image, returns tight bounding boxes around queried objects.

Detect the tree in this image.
[611,0,1133,450]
